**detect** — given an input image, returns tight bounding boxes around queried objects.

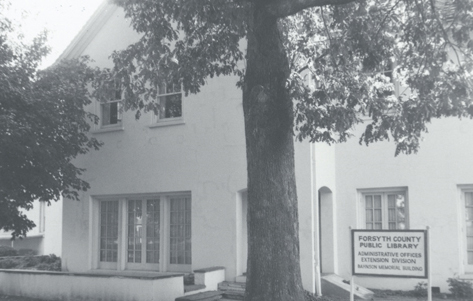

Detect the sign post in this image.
[426,227,432,301]
[352,229,428,278]
[350,229,430,301]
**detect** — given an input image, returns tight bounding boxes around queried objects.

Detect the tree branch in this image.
[266,0,359,18]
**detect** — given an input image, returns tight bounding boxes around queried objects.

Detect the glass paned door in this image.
[146,199,160,264]
[126,198,161,270]
[170,197,192,267]
[99,200,119,269]
[127,200,143,263]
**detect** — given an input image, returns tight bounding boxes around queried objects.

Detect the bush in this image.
[18,248,36,256]
[0,245,18,257]
[447,277,473,300]
[0,254,61,271]
[413,282,428,297]
[0,258,18,269]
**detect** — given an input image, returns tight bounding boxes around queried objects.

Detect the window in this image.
[96,194,191,272]
[156,80,182,121]
[464,191,473,266]
[100,81,122,128]
[359,189,408,230]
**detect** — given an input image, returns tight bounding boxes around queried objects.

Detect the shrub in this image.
[0,254,61,271]
[413,282,428,297]
[0,245,18,257]
[447,277,473,300]
[18,248,36,256]
[0,258,18,269]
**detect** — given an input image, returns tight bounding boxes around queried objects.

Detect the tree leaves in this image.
[108,0,472,155]
[0,10,102,237]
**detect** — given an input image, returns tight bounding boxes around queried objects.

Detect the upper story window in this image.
[101,81,122,128]
[359,188,408,230]
[156,80,182,121]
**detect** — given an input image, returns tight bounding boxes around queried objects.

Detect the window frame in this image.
[92,192,191,273]
[100,99,123,128]
[357,187,409,230]
[150,81,184,127]
[95,80,124,132]
[459,185,473,274]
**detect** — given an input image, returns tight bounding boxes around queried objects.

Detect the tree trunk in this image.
[242,3,306,301]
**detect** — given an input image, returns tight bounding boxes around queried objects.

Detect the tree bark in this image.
[243,3,306,301]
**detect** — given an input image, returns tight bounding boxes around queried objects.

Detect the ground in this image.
[0,294,454,301]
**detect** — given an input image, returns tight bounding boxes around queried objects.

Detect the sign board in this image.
[352,229,428,278]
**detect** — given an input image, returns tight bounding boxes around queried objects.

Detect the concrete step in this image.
[176,290,223,301]
[321,274,374,300]
[184,284,206,293]
[218,281,245,300]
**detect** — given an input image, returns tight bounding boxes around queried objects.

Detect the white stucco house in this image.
[40,0,473,296]
[0,199,62,256]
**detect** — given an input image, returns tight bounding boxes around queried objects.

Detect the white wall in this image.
[60,5,317,290]
[0,270,183,301]
[0,199,62,256]
[330,117,473,292]
[60,6,248,281]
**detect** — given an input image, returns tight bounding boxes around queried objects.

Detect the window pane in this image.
[366,209,373,222]
[387,193,406,229]
[101,102,122,126]
[99,200,119,262]
[374,209,382,222]
[364,191,408,230]
[374,195,382,208]
[128,200,143,263]
[466,192,473,207]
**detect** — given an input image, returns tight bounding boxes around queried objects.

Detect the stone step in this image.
[176,290,223,301]
[218,281,246,291]
[184,284,206,293]
[218,281,245,300]
[321,274,374,300]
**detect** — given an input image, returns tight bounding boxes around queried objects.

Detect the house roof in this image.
[55,0,119,63]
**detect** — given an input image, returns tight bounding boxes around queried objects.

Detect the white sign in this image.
[352,230,427,278]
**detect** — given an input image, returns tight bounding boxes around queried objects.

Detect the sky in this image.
[5,0,103,68]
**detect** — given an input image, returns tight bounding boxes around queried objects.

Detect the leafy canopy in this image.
[110,0,472,155]
[0,2,102,237]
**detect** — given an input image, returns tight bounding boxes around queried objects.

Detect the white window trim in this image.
[92,99,125,134]
[458,184,473,275]
[356,187,409,230]
[149,85,184,127]
[89,192,191,273]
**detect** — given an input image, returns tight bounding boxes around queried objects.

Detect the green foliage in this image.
[0,254,61,271]
[0,246,18,257]
[108,0,473,157]
[0,3,102,237]
[17,249,35,256]
[413,281,428,297]
[447,277,473,300]
[103,0,473,300]
[286,0,473,155]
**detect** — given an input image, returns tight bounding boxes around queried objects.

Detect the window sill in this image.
[149,119,185,128]
[91,126,124,134]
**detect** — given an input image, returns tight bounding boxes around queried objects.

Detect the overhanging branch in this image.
[267,0,359,18]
